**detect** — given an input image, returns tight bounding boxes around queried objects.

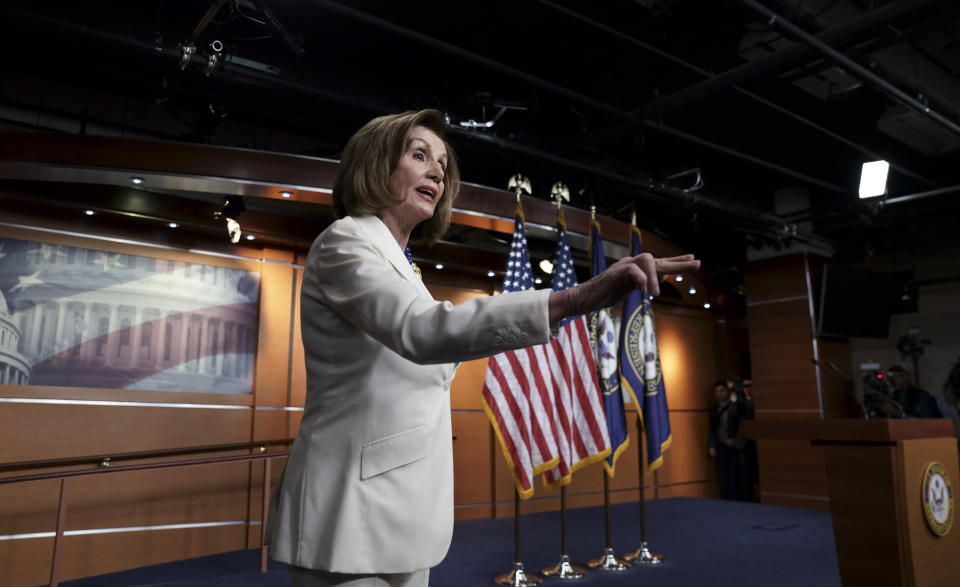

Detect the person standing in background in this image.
[708,380,745,501]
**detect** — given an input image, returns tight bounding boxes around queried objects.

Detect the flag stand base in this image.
[623,541,664,564]
[587,547,631,571]
[495,562,542,586]
[542,554,586,579]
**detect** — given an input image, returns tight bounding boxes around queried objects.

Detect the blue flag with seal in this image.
[618,225,672,472]
[589,218,628,476]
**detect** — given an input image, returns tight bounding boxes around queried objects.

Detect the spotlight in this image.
[84,209,95,216]
[689,286,697,295]
[859,160,889,199]
[168,222,178,228]
[246,234,255,241]
[130,176,144,185]
[213,196,246,243]
[487,270,495,277]
[675,275,683,282]
[539,259,554,274]
[280,191,293,198]
[435,263,444,270]
[703,302,711,309]
[224,219,240,243]
[534,277,543,284]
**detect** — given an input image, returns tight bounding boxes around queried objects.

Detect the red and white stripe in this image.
[542,315,610,486]
[482,342,561,496]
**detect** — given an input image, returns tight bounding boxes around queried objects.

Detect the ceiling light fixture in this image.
[168,222,178,228]
[703,302,712,309]
[435,263,444,270]
[280,191,293,198]
[130,176,144,185]
[213,196,246,243]
[675,275,684,282]
[689,286,697,295]
[487,270,495,277]
[84,209,95,216]
[246,234,255,241]
[534,277,543,284]
[859,160,890,198]
[539,259,554,274]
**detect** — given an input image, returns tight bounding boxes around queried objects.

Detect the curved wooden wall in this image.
[0,132,739,585]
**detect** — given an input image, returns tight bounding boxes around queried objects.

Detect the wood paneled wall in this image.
[745,253,854,509]
[0,222,298,586]
[0,228,729,585]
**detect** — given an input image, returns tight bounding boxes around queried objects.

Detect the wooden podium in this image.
[749,419,960,587]
[812,420,960,587]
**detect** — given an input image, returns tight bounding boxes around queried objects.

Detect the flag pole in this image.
[622,211,664,565]
[587,471,630,571]
[541,184,586,579]
[495,490,542,586]
[583,203,629,572]
[493,175,541,587]
[623,417,663,563]
[542,486,587,579]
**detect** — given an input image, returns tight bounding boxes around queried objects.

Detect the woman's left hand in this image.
[549,253,700,324]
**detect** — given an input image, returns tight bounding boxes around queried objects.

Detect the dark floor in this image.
[60,497,842,587]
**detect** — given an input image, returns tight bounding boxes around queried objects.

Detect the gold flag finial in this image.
[508,173,532,203]
[590,205,596,220]
[550,181,570,212]
[630,210,637,226]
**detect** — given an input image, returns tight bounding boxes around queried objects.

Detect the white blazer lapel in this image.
[353,215,432,299]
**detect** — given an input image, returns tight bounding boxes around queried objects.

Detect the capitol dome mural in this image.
[0,286,30,385]
[0,238,260,394]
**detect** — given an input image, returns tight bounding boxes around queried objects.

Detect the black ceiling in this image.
[2,0,960,280]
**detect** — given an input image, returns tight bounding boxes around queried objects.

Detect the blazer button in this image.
[520,334,528,343]
[494,336,503,345]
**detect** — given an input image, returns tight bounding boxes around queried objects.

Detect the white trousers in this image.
[288,566,429,587]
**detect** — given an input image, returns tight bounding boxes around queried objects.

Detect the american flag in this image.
[481,208,560,498]
[541,216,610,487]
[0,236,260,393]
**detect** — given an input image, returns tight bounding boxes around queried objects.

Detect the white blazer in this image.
[267,214,553,573]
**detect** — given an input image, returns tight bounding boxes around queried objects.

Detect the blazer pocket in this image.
[360,425,430,480]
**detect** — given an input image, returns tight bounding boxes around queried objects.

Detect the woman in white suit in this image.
[267,109,698,586]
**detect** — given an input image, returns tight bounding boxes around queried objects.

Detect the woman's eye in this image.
[413,151,426,161]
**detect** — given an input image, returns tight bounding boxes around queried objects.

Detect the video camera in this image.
[859,361,905,419]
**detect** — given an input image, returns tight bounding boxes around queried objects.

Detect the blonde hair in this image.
[332,109,460,245]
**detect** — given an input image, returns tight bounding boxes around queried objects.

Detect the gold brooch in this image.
[411,262,422,279]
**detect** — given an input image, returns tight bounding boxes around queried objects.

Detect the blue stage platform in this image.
[61,497,841,587]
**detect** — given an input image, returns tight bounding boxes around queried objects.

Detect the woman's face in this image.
[383,126,447,230]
